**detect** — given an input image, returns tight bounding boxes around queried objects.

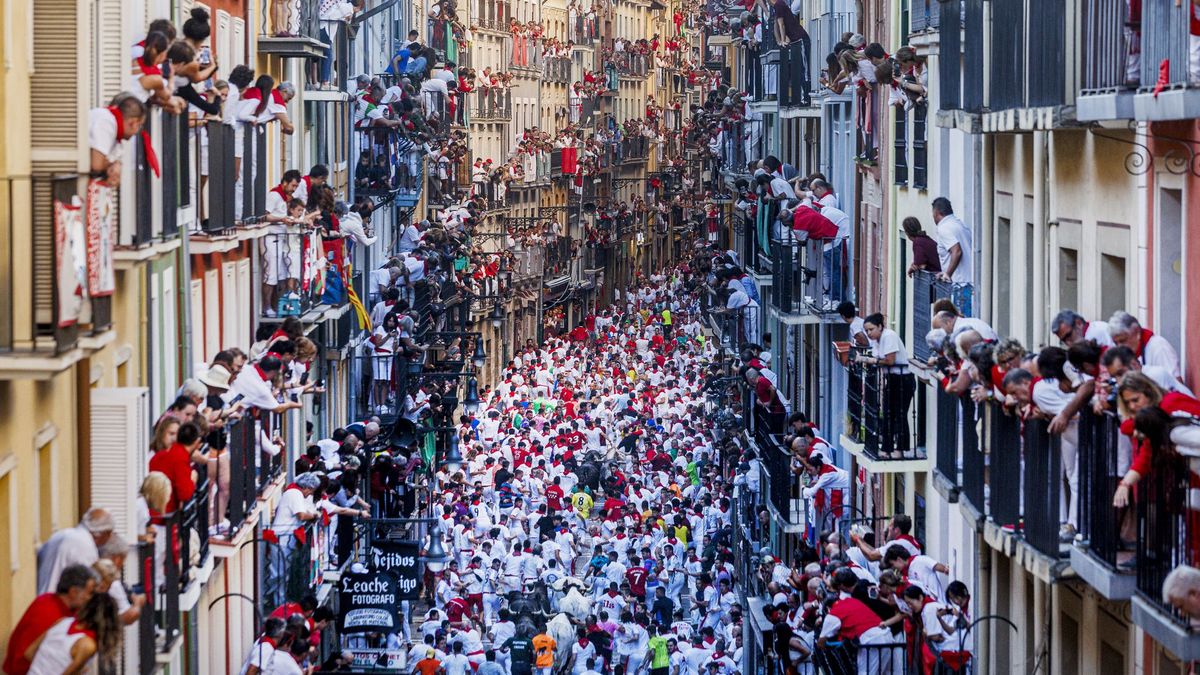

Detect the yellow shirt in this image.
[572,492,593,519]
[662,309,672,325]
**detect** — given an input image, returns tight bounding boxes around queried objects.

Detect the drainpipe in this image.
[1032,130,1047,343]
[979,135,993,324]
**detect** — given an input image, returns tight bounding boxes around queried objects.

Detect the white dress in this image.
[28,618,96,675]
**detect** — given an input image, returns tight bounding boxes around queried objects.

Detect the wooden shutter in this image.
[89,387,151,541]
[94,0,127,106]
[204,269,220,359]
[232,18,246,71]
[217,10,232,78]
[222,261,238,349]
[190,278,204,368]
[236,258,251,348]
[32,1,81,157]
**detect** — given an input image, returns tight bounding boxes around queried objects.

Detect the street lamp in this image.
[441,433,464,470]
[489,302,505,329]
[420,520,451,565]
[462,378,481,415]
[471,340,487,368]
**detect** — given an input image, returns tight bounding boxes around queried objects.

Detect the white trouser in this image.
[1060,421,1079,530]
[858,626,900,675]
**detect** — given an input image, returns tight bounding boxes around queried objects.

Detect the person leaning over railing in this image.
[856,313,916,459]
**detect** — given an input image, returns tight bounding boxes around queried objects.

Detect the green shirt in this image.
[647,636,670,669]
[503,636,534,668]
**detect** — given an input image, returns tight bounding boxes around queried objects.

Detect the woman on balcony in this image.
[857,313,915,459]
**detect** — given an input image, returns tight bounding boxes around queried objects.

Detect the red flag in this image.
[1153,58,1170,98]
[263,529,279,544]
[293,527,308,545]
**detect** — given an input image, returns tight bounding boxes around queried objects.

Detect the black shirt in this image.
[772,0,809,44]
[651,596,676,625]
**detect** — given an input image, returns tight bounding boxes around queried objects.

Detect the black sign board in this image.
[367,539,421,600]
[338,572,402,634]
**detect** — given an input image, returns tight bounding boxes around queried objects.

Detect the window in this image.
[37,441,55,542]
[995,216,1011,336]
[1058,247,1078,311]
[1101,254,1126,321]
[894,108,908,185]
[911,103,928,189]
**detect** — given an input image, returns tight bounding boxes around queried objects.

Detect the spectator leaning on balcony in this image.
[268,472,322,608]
[35,509,114,596]
[931,197,974,312]
[1163,565,1200,621]
[901,217,941,277]
[129,31,184,114]
[1050,309,1115,348]
[3,564,98,675]
[88,95,147,187]
[263,169,305,316]
[1031,347,1088,541]
[1108,310,1182,379]
[857,313,916,458]
[1100,345,1194,396]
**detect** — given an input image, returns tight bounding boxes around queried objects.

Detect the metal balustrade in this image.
[1077,410,1126,570]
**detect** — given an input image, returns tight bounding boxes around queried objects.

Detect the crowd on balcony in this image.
[684,243,978,672]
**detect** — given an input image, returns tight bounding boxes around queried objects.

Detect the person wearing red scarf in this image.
[88,97,149,186]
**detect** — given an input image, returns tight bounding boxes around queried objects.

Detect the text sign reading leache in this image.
[368,540,421,599]
[338,573,402,633]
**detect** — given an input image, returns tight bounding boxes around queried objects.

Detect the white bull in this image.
[546,611,577,670]
[552,576,593,622]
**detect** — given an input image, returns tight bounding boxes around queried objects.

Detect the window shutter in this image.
[217,10,232,78]
[32,2,81,157]
[222,262,237,349]
[95,0,127,106]
[232,18,246,71]
[89,387,151,542]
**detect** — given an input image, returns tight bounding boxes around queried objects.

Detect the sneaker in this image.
[264,308,277,318]
[1058,524,1077,543]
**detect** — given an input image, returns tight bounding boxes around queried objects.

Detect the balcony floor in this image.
[840,434,933,473]
[1069,544,1136,601]
[1076,88,1136,122]
[1133,85,1200,121]
[1131,595,1200,661]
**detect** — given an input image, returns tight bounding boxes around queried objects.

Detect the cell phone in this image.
[301,372,310,386]
[229,393,246,405]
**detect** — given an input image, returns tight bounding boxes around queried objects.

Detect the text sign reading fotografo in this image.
[338,572,402,634]
[368,540,421,600]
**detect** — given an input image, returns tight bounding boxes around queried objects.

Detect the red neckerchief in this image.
[270,185,289,201]
[254,364,270,381]
[1137,328,1155,359]
[895,533,923,552]
[109,105,159,177]
[261,637,278,648]
[135,55,160,76]
[271,89,287,105]
[241,88,263,101]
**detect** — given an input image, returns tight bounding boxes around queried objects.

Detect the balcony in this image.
[1130,435,1200,660]
[615,137,649,164]
[778,40,812,110]
[842,356,931,471]
[733,200,774,277]
[571,14,597,45]
[255,0,329,58]
[1132,0,1200,120]
[1075,0,1138,121]
[805,11,855,102]
[200,120,269,234]
[910,270,972,363]
[474,88,513,121]
[545,57,572,84]
[354,128,424,207]
[717,120,751,176]
[511,37,542,72]
[0,173,114,370]
[616,53,650,78]
[475,0,510,32]
[982,0,1071,131]
[769,234,847,321]
[1071,410,1136,599]
[937,0,984,124]
[703,294,760,354]
[753,406,808,529]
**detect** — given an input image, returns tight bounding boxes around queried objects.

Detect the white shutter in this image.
[232,18,246,71]
[236,258,251,349]
[222,262,238,349]
[161,268,178,394]
[90,387,151,542]
[190,278,204,369]
[94,0,126,105]
[204,269,220,359]
[216,10,232,78]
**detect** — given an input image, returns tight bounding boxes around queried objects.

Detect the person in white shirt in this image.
[837,301,869,347]
[1030,348,1082,538]
[859,313,916,458]
[931,197,975,311]
[239,618,286,675]
[267,473,320,607]
[36,509,114,595]
[1108,310,1182,379]
[88,97,147,187]
[1051,310,1115,348]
